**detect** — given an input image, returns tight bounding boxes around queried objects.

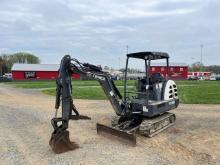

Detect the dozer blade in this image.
[96,123,136,146]
[49,130,79,154]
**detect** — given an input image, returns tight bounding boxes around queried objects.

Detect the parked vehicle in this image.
[0,74,12,82]
[3,73,12,79]
[209,76,216,81]
[216,76,220,81]
[198,76,205,81]
[188,76,198,80]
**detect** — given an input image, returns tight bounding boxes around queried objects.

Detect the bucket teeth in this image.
[49,130,79,154]
[96,123,136,146]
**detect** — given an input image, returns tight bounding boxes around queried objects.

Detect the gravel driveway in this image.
[0,83,219,165]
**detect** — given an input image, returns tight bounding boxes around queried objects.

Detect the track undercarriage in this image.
[97,112,176,145]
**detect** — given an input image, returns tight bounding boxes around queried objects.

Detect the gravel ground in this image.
[0,83,220,165]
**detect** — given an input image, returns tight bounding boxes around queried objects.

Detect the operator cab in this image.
[124,52,179,117]
[136,72,165,100]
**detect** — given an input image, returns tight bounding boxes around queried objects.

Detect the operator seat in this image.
[150,73,165,84]
[136,77,151,99]
[149,73,165,101]
[136,73,165,101]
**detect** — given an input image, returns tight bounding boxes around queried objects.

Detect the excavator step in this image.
[96,123,136,146]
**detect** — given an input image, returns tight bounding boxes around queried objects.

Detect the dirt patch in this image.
[0,84,220,164]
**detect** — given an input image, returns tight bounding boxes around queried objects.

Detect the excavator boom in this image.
[49,55,132,153]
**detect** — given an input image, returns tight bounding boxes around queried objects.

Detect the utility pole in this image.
[200,44,203,72]
[191,57,195,72]
[0,55,2,76]
[0,61,2,76]
[118,57,121,70]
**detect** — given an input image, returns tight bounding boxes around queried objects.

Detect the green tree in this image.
[189,61,205,72]
[0,52,40,75]
[10,52,40,64]
[206,65,220,74]
[0,54,10,74]
[104,66,110,70]
[0,56,3,76]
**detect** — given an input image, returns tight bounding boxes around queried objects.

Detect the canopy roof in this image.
[127,52,169,60]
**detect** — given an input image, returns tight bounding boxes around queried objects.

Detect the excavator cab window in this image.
[124,52,170,103]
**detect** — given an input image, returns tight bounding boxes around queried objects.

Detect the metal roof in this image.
[12,63,60,71]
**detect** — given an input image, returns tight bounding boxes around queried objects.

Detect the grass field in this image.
[7,80,220,104]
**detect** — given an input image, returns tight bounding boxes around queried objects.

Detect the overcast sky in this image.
[0,0,219,68]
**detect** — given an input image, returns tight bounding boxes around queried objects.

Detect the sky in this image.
[0,0,220,68]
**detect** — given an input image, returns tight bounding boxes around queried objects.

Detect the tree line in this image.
[0,52,40,75]
[189,61,220,74]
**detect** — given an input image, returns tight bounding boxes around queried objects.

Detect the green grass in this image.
[43,86,107,100]
[7,80,135,89]
[42,85,133,100]
[7,80,220,104]
[7,80,56,88]
[177,81,220,104]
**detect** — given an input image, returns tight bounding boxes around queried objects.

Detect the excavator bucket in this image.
[96,123,136,146]
[49,130,79,154]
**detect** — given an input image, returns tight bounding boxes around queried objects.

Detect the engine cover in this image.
[163,80,178,100]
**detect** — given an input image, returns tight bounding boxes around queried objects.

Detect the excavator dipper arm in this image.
[49,55,128,153]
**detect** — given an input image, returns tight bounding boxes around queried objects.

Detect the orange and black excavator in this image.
[49,52,179,154]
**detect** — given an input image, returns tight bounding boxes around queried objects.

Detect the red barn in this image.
[150,63,188,80]
[11,64,80,80]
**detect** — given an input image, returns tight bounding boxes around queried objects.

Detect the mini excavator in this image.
[49,52,179,154]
